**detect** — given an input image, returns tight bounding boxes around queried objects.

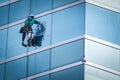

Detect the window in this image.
[51,40,84,69]
[86,3,120,45]
[52,3,85,44]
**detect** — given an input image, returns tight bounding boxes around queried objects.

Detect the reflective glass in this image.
[28,50,50,76]
[28,14,52,51]
[9,0,29,23]
[51,65,84,80]
[0,0,8,4]
[7,24,26,58]
[0,64,5,80]
[85,39,120,71]
[52,3,85,44]
[0,29,7,61]
[89,0,120,10]
[53,0,79,8]
[33,75,49,80]
[0,6,8,26]
[31,0,52,15]
[6,58,27,80]
[85,65,120,80]
[51,40,84,69]
[86,3,120,45]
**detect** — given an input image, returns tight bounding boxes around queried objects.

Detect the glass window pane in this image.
[51,40,84,69]
[28,50,50,76]
[85,65,120,80]
[53,0,79,8]
[0,64,5,80]
[6,58,27,80]
[31,0,52,15]
[89,0,120,10]
[52,3,85,44]
[28,14,52,51]
[7,24,26,58]
[0,29,7,61]
[33,75,49,80]
[0,0,8,4]
[51,65,84,80]
[9,0,29,23]
[86,3,120,45]
[0,6,8,26]
[85,39,120,71]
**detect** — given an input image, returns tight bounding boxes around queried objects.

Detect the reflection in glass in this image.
[85,39,120,71]
[0,6,8,26]
[51,40,84,69]
[0,64,5,80]
[9,0,29,23]
[52,3,85,44]
[0,0,8,4]
[28,50,50,76]
[31,0,52,15]
[53,0,78,8]
[51,65,84,80]
[85,65,120,80]
[7,24,26,58]
[0,29,7,61]
[6,58,27,80]
[86,3,120,45]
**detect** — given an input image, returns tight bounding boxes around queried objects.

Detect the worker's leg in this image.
[22,32,27,47]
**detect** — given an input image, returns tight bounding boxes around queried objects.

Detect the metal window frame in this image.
[0,0,19,7]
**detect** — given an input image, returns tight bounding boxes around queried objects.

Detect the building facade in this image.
[0,0,120,80]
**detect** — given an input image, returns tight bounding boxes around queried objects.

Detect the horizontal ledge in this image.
[0,35,120,64]
[0,0,84,30]
[0,35,84,64]
[0,0,19,7]
[85,35,120,50]
[85,61,120,76]
[86,0,120,13]
[21,61,83,80]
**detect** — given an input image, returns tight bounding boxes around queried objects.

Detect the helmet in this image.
[28,14,34,19]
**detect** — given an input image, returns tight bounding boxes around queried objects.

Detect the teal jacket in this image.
[24,18,40,29]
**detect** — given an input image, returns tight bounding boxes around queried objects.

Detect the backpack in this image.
[35,23,46,37]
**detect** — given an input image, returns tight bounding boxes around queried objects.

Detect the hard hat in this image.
[28,14,34,19]
[29,14,34,17]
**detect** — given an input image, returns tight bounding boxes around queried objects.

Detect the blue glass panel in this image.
[28,14,51,51]
[51,40,84,69]
[0,64,5,80]
[6,58,27,80]
[28,50,50,76]
[53,0,79,8]
[0,6,8,26]
[85,65,120,80]
[51,65,84,80]
[7,24,26,58]
[85,39,120,71]
[31,0,52,15]
[9,0,29,23]
[86,3,120,45]
[33,75,49,80]
[0,0,8,3]
[0,29,7,61]
[52,3,85,44]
